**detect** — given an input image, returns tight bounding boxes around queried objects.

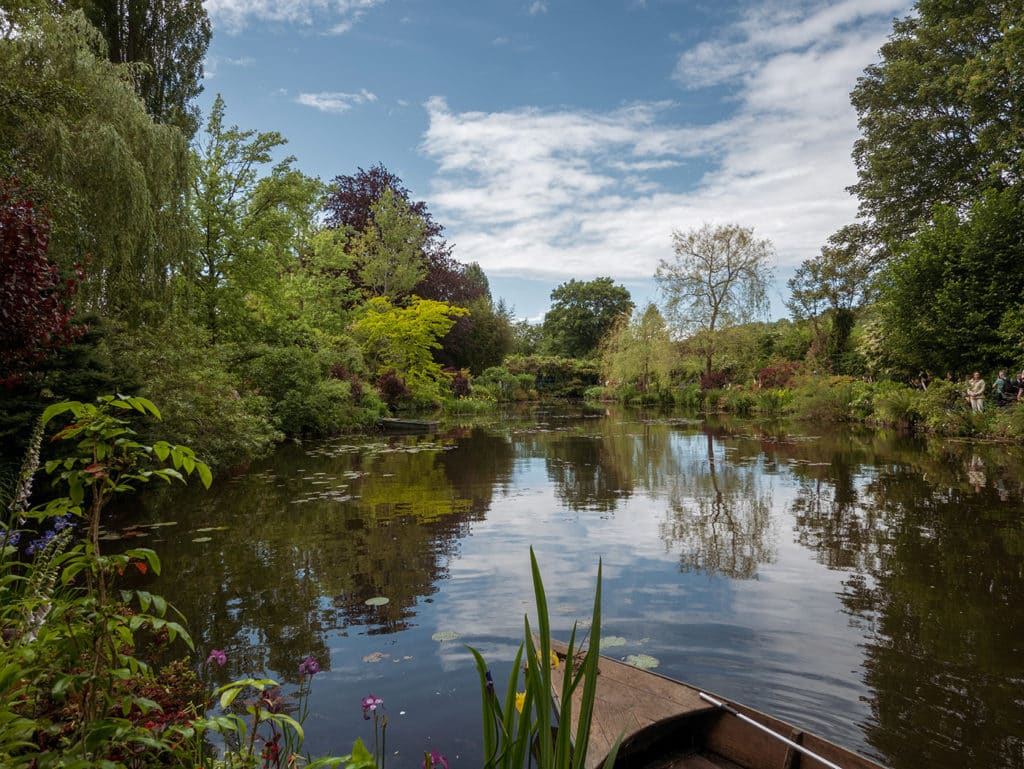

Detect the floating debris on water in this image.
[365,596,390,606]
[625,654,659,670]
[599,636,627,649]
[431,630,460,642]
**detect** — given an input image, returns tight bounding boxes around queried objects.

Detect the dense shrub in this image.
[504,355,600,398]
[376,368,411,408]
[721,388,757,415]
[755,388,794,413]
[791,376,857,422]
[700,370,729,390]
[674,383,702,409]
[757,360,801,388]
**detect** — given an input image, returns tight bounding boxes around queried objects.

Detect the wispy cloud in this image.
[421,0,911,286]
[297,89,377,113]
[528,1,548,16]
[205,0,385,34]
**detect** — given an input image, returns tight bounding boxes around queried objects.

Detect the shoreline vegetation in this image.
[0,396,607,768]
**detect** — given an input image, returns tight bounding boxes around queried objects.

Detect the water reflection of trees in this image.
[138,430,514,681]
[659,432,775,579]
[783,433,1024,769]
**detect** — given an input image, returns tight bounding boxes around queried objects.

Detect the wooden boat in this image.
[376,417,440,431]
[549,640,887,769]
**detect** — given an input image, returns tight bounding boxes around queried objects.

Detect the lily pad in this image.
[363,651,387,663]
[626,654,659,670]
[144,522,178,528]
[364,596,390,606]
[599,636,627,650]
[191,536,212,543]
[195,526,229,533]
[431,630,460,642]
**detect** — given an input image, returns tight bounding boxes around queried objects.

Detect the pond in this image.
[127,405,1024,769]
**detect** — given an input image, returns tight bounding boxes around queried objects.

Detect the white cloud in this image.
[528,1,548,16]
[421,0,912,289]
[297,89,377,112]
[204,0,384,34]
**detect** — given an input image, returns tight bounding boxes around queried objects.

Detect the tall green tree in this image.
[877,189,1024,376]
[352,187,428,302]
[787,225,874,373]
[0,7,190,317]
[542,277,633,359]
[189,95,323,341]
[656,223,773,378]
[70,0,211,137]
[850,0,1024,247]
[600,303,674,393]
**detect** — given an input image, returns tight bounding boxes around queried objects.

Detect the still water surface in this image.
[131,406,1024,769]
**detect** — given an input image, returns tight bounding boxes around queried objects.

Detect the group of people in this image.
[964,370,1024,412]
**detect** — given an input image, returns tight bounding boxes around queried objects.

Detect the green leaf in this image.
[153,441,171,462]
[41,401,81,425]
[197,461,213,489]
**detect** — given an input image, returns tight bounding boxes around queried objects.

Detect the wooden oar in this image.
[698,692,846,769]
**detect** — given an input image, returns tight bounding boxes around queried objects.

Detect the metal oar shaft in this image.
[698,692,845,769]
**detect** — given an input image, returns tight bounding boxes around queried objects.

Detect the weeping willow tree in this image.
[0,6,191,320]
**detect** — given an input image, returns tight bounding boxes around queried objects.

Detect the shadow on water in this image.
[122,406,1024,769]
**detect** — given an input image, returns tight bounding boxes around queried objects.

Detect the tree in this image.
[656,223,773,378]
[0,180,85,387]
[352,188,428,301]
[600,303,674,393]
[877,189,1024,376]
[189,95,323,341]
[0,8,191,318]
[787,225,874,373]
[352,297,469,402]
[542,277,633,359]
[849,1,1024,248]
[71,0,211,137]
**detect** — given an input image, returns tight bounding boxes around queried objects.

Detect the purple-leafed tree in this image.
[0,179,85,387]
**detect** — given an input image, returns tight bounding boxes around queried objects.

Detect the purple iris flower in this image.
[423,750,449,769]
[361,694,384,719]
[206,649,227,666]
[299,655,320,676]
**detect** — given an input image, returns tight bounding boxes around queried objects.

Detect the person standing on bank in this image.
[967,371,986,412]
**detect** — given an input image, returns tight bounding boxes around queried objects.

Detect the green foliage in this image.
[74,0,211,138]
[112,320,281,469]
[474,367,537,402]
[353,187,429,301]
[656,222,773,376]
[0,8,191,317]
[542,277,633,359]
[233,343,382,437]
[600,303,674,394]
[353,296,469,404]
[878,190,1024,376]
[504,355,601,398]
[850,1,1024,246]
[189,94,324,341]
[755,388,794,413]
[790,376,857,423]
[468,548,617,769]
[0,397,209,765]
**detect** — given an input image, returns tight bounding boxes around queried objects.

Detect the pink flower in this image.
[423,750,449,769]
[299,655,320,676]
[206,649,227,666]
[361,694,383,719]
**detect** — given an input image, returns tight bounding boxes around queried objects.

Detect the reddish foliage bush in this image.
[699,370,729,390]
[0,179,86,386]
[375,368,410,407]
[445,367,471,398]
[758,361,801,388]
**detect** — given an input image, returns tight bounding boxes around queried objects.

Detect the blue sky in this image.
[200,0,912,322]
